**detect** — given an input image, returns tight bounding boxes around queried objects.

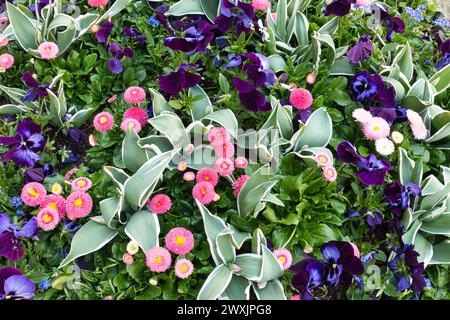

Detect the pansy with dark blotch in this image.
[370,3,405,42]
[347,35,373,64]
[387,244,426,293]
[0,214,37,261]
[350,71,396,109]
[96,20,114,44]
[21,71,50,103]
[107,42,133,74]
[384,181,421,218]
[158,64,202,95]
[0,266,35,300]
[323,0,356,17]
[0,119,46,168]
[290,258,325,300]
[437,39,450,70]
[122,26,146,44]
[337,141,393,186]
[164,20,215,54]
[214,0,256,35]
[23,163,53,184]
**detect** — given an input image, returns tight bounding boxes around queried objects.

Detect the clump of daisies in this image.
[312,152,337,182]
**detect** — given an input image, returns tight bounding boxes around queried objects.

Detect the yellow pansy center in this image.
[332,264,337,269]
[175,236,186,246]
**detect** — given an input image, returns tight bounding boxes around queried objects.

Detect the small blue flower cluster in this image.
[433,18,450,30]
[146,16,160,27]
[405,5,425,22]
[9,196,25,215]
[38,279,51,292]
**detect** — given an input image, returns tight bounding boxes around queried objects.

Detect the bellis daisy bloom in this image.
[362,117,390,140]
[352,108,373,124]
[0,53,14,69]
[123,107,148,126]
[165,227,195,255]
[88,0,108,8]
[120,118,142,133]
[122,253,134,265]
[37,207,60,231]
[196,167,219,186]
[21,182,47,207]
[72,177,92,192]
[214,142,235,159]
[183,171,196,182]
[148,194,172,214]
[65,191,93,219]
[207,127,231,146]
[37,42,59,60]
[375,138,395,156]
[314,152,332,167]
[88,134,97,146]
[289,88,313,110]
[39,194,66,219]
[232,175,249,198]
[124,86,146,104]
[192,181,215,205]
[51,183,63,195]
[252,0,270,11]
[127,241,139,255]
[177,161,187,172]
[356,0,370,7]
[306,72,316,84]
[146,247,172,273]
[323,166,337,182]
[93,112,114,132]
[0,36,9,47]
[273,248,293,270]
[391,131,404,144]
[215,158,234,176]
[406,110,428,140]
[234,157,248,169]
[174,259,194,279]
[290,295,301,300]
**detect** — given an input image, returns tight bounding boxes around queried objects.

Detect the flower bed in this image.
[0,0,449,300]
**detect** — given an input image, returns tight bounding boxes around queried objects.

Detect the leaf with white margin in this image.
[413,233,433,267]
[292,107,332,151]
[189,85,213,121]
[99,197,121,228]
[216,228,236,264]
[227,225,251,250]
[252,229,267,255]
[103,166,129,190]
[122,129,148,173]
[197,264,233,300]
[420,213,450,235]
[148,112,189,148]
[166,0,204,17]
[6,2,39,50]
[429,240,450,264]
[398,148,415,185]
[222,275,251,300]
[258,245,284,283]
[0,104,30,114]
[59,221,118,268]
[70,108,94,127]
[235,254,263,281]
[99,0,132,21]
[149,88,172,116]
[252,280,286,300]
[429,62,450,95]
[125,210,160,253]
[202,109,238,138]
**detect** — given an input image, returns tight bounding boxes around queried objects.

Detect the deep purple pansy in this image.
[384,181,421,218]
[371,3,405,42]
[158,64,202,95]
[324,0,356,17]
[23,163,53,184]
[347,35,373,64]
[337,141,393,186]
[0,266,35,300]
[350,71,395,108]
[290,258,325,300]
[122,26,146,44]
[107,42,133,74]
[96,20,114,44]
[21,72,50,102]
[0,119,45,168]
[164,20,215,54]
[0,214,37,261]
[214,0,256,35]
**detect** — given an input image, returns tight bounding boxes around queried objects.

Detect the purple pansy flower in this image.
[0,266,35,300]
[347,35,373,64]
[107,42,133,74]
[290,258,325,300]
[437,39,450,70]
[384,181,421,218]
[214,0,256,35]
[96,20,114,44]
[0,214,37,261]
[21,72,50,102]
[350,71,396,110]
[158,64,202,95]
[122,26,146,44]
[324,0,356,16]
[23,163,53,184]
[366,210,383,228]
[164,20,215,54]
[337,141,393,186]
[0,119,46,168]
[371,3,405,42]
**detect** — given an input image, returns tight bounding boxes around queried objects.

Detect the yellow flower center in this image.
[48,203,57,210]
[175,236,186,245]
[28,188,39,198]
[319,156,327,163]
[327,169,334,176]
[52,184,61,194]
[74,198,83,207]
[373,125,380,131]
[99,116,108,124]
[130,245,137,251]
[154,256,163,264]
[132,90,138,95]
[43,213,53,223]
[278,256,286,264]
[179,264,188,272]
[77,180,86,187]
[332,264,337,269]
[200,187,207,196]
[222,163,229,169]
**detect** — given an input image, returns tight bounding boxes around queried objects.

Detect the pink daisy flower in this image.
[148,194,172,214]
[214,158,234,176]
[323,166,337,182]
[192,182,215,205]
[232,175,249,198]
[177,161,187,172]
[122,253,134,265]
[362,117,390,141]
[214,142,235,159]
[65,191,93,219]
[290,295,301,300]
[214,193,221,202]
[88,134,96,146]
[87,0,108,8]
[251,0,269,11]
[183,171,196,182]
[107,95,117,103]
[37,207,60,231]
[352,108,373,124]
[123,107,148,126]
[93,112,114,132]
[207,127,231,146]
[273,248,293,270]
[21,182,47,207]
[37,42,59,60]
[146,247,172,273]
[124,86,146,104]
[126,241,139,255]
[165,227,195,255]
[174,259,194,279]
[0,53,14,69]
[0,35,9,47]
[289,88,313,110]
[196,167,219,186]
[314,152,332,167]
[356,0,369,6]
[234,157,248,169]
[407,110,428,140]
[72,177,92,192]
[0,17,8,24]
[120,118,142,133]
[306,72,316,85]
[39,194,66,219]
[51,183,63,195]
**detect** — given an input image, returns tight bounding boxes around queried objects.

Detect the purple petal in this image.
[108,58,123,74]
[336,141,364,164]
[0,214,12,234]
[3,275,35,300]
[324,0,353,16]
[321,243,341,263]
[232,77,253,93]
[21,72,38,88]
[181,70,202,90]
[356,169,388,186]
[347,41,373,64]
[16,218,37,238]
[16,119,41,138]
[0,266,22,295]
[163,37,199,53]
[0,232,24,261]
[0,136,20,146]
[159,71,184,95]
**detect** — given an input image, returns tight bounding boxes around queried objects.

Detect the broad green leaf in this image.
[426,122,450,143]
[295,12,309,46]
[267,54,286,73]
[398,148,415,185]
[318,16,339,35]
[216,229,236,264]
[382,76,406,101]
[69,108,93,127]
[46,89,65,127]
[330,56,355,76]
[258,245,284,283]
[420,213,450,235]
[276,0,288,40]
[252,280,286,300]
[59,221,118,268]
[391,42,414,82]
[413,233,433,267]
[149,88,172,116]
[148,112,189,148]
[189,85,213,121]
[203,109,238,138]
[122,129,148,173]
[429,62,450,95]
[166,0,204,17]
[420,183,450,210]
[252,229,267,255]
[228,225,251,249]
[185,145,216,170]
[197,264,233,300]
[430,240,450,264]
[223,275,251,300]
[293,107,332,151]
[235,254,263,281]
[125,210,160,253]
[6,2,39,50]
[0,104,29,114]
[103,166,130,190]
[57,21,77,54]
[200,0,219,22]
[402,220,422,245]
[99,0,132,21]
[99,197,121,228]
